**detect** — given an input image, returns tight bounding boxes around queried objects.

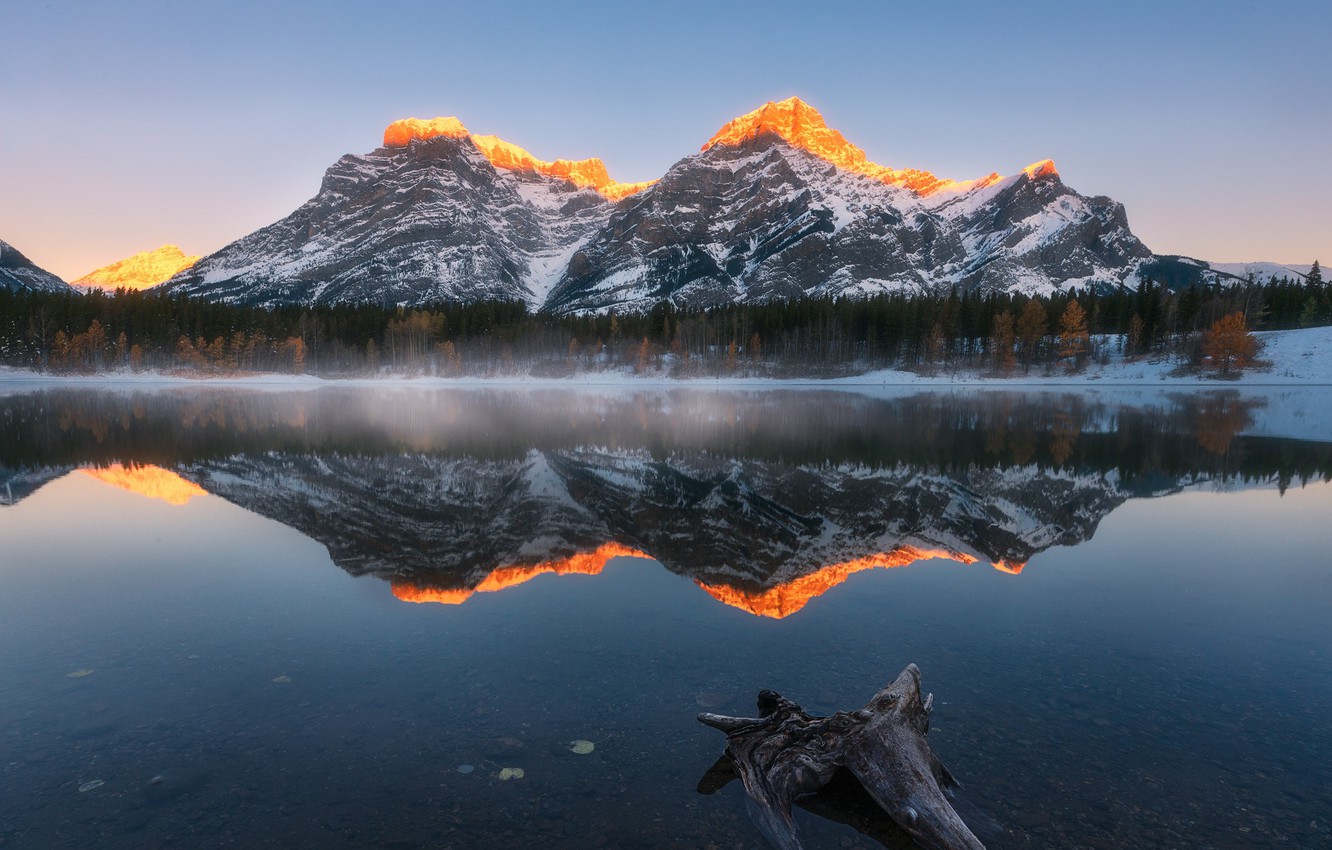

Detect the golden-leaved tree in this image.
[1201,312,1257,376]
[1056,300,1090,370]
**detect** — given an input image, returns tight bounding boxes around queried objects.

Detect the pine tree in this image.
[1125,314,1145,359]
[1056,301,1090,370]
[638,337,652,373]
[989,310,1016,374]
[1299,297,1322,328]
[288,337,306,373]
[1016,300,1048,372]
[923,322,946,375]
[1307,260,1323,290]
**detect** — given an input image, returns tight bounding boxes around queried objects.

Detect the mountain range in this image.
[156,98,1252,313]
[4,99,1314,312]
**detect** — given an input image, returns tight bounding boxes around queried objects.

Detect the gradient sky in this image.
[3,0,1328,281]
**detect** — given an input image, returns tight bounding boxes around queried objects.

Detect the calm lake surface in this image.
[1,385,1330,850]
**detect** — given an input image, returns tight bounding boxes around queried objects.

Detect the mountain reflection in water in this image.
[4,386,1329,620]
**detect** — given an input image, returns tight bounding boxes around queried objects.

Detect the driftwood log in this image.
[697,664,986,850]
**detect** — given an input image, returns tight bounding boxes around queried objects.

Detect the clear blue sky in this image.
[3,0,1328,280]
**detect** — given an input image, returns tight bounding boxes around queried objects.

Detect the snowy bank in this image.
[2,326,1330,390]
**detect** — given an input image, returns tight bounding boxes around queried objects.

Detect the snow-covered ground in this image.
[1,327,1329,443]
[837,326,1332,387]
[3,326,1330,389]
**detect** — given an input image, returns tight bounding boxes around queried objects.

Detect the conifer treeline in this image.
[0,269,1325,376]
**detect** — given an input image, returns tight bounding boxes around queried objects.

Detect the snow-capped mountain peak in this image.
[382,116,470,145]
[385,116,655,202]
[73,244,199,291]
[703,97,1002,196]
[163,99,1174,311]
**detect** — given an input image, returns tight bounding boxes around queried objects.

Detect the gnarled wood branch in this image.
[697,664,986,850]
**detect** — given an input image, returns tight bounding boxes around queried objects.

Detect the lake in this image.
[1,384,1330,849]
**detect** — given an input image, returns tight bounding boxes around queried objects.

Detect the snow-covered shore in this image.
[835,326,1332,387]
[1,328,1328,445]
[2,326,1330,390]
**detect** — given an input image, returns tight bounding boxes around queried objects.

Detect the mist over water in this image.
[1,386,1329,849]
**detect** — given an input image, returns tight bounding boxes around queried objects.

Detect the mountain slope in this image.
[73,244,199,291]
[0,240,72,293]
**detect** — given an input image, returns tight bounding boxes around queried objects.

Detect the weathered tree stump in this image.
[697,664,986,850]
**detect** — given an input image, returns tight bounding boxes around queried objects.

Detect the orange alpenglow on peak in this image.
[1022,159,1059,179]
[391,542,650,606]
[72,244,200,291]
[383,118,655,201]
[79,464,208,506]
[704,97,1013,196]
[382,116,470,146]
[696,546,1024,619]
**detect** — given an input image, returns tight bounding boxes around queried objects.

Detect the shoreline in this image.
[2,327,1330,391]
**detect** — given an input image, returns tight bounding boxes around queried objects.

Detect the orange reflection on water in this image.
[391,542,650,605]
[991,559,1027,575]
[79,464,207,506]
[389,585,474,605]
[696,547,1026,619]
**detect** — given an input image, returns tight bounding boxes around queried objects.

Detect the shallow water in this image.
[1,386,1330,849]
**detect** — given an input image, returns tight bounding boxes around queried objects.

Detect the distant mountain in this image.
[1133,255,1320,289]
[161,98,1212,312]
[1197,260,1315,282]
[72,244,199,291]
[0,240,71,293]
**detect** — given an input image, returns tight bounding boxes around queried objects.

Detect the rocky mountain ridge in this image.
[162,98,1221,312]
[0,240,71,293]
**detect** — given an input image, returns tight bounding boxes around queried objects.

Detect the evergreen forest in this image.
[1,266,1326,378]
